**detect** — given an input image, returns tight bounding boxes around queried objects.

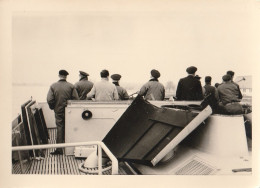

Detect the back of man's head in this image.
[205,76,212,84]
[100,69,109,78]
[227,71,234,77]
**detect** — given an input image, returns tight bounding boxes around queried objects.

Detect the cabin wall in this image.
[64,100,174,155]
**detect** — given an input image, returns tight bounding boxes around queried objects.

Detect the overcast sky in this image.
[12,1,255,87]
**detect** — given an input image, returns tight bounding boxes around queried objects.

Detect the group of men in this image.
[46,67,243,155]
[175,66,243,114]
[46,69,132,154]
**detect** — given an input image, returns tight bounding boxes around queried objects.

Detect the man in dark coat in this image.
[111,74,129,100]
[203,76,219,111]
[176,66,203,101]
[139,69,165,100]
[74,71,93,100]
[47,70,79,155]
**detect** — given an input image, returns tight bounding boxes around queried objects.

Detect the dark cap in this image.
[111,74,121,81]
[79,71,89,77]
[222,74,231,81]
[151,69,161,78]
[59,69,69,76]
[186,66,197,74]
[195,75,201,80]
[205,76,212,83]
[100,69,109,78]
[226,70,234,77]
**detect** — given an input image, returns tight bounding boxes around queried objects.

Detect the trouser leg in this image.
[55,112,65,152]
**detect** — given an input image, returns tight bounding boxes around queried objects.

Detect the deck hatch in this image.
[103,96,202,166]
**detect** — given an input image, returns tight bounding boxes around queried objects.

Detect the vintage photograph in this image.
[1,0,259,187]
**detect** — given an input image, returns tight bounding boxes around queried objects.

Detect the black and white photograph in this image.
[1,0,260,187]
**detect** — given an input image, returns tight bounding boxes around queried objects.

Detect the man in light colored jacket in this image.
[87,69,119,101]
[139,69,165,100]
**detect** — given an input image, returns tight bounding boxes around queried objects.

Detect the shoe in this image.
[50,150,63,155]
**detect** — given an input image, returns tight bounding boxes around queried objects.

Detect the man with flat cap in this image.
[176,66,203,101]
[74,71,94,100]
[203,76,219,110]
[111,74,129,100]
[47,69,79,155]
[138,69,165,100]
[87,69,119,101]
[226,70,243,100]
[217,74,243,114]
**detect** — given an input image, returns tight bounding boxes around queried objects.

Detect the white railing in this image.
[12,141,118,175]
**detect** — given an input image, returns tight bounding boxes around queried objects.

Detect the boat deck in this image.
[12,128,131,175]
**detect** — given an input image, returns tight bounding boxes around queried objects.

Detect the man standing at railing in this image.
[111,74,129,100]
[74,71,93,100]
[138,69,165,100]
[176,66,203,101]
[47,70,79,155]
[87,69,119,101]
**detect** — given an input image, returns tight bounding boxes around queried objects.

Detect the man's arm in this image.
[72,87,79,100]
[87,85,96,99]
[122,88,129,100]
[47,86,55,110]
[113,86,119,100]
[138,83,148,97]
[176,80,182,100]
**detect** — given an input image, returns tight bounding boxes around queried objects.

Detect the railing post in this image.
[98,144,102,175]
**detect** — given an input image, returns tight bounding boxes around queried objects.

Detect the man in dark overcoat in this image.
[47,70,79,155]
[176,66,203,101]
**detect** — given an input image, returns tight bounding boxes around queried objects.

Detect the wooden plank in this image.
[72,157,80,175]
[68,156,77,175]
[54,155,58,175]
[51,155,55,174]
[145,128,182,160]
[35,159,40,174]
[48,157,52,174]
[59,155,63,175]
[125,122,172,159]
[62,156,68,175]
[57,155,60,175]
[64,156,71,174]
[29,160,35,174]
[103,96,158,158]
[32,160,38,174]
[67,156,73,175]
[42,157,46,174]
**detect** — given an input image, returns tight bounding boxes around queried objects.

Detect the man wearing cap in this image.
[47,70,79,155]
[111,74,129,100]
[74,71,94,100]
[176,66,203,101]
[87,69,119,101]
[226,70,243,99]
[204,76,219,111]
[138,69,165,100]
[217,74,243,114]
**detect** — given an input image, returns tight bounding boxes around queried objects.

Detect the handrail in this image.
[12,141,118,175]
